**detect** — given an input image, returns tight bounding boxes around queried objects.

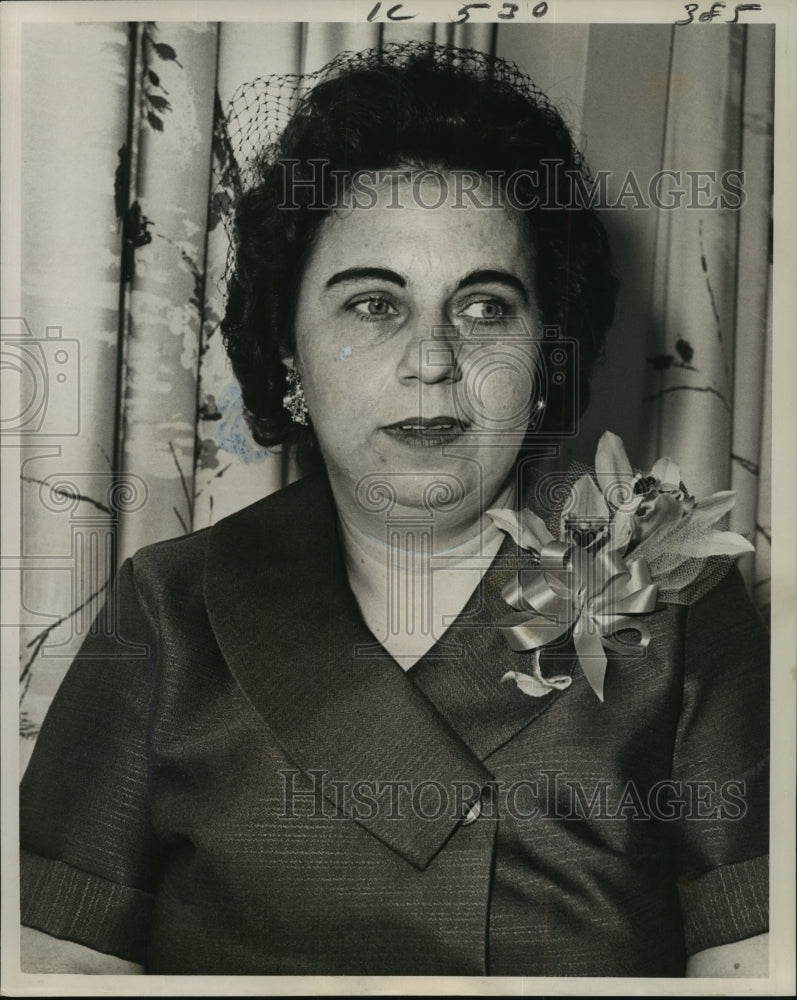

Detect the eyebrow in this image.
[325,267,406,290]
[458,269,530,304]
[324,266,530,302]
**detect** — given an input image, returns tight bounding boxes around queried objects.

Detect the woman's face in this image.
[293,172,544,520]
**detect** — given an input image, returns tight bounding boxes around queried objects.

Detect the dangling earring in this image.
[282,363,309,426]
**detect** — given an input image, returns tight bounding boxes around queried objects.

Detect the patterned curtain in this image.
[15,22,773,769]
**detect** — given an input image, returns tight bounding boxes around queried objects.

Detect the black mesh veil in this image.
[213,40,585,290]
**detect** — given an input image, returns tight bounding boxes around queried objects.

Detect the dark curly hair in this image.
[221,43,618,469]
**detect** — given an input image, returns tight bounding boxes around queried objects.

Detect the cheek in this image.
[305,352,375,422]
[458,345,541,428]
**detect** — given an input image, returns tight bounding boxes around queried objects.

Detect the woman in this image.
[20,43,769,977]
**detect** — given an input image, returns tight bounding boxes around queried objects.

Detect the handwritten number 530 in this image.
[454,2,545,21]
[366,1,546,22]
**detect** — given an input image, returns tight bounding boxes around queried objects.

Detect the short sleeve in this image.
[20,557,160,965]
[670,567,769,955]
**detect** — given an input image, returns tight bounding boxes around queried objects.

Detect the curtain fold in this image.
[574,23,674,467]
[19,23,133,770]
[729,26,774,602]
[18,21,774,752]
[641,25,744,496]
[117,22,218,561]
[638,25,772,597]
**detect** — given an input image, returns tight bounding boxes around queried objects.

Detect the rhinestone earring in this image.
[282,364,309,426]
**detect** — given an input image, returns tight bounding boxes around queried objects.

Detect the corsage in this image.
[488,431,754,702]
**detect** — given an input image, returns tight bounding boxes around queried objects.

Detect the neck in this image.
[330,472,518,668]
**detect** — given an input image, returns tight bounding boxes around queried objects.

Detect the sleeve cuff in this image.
[677,854,768,956]
[21,850,152,965]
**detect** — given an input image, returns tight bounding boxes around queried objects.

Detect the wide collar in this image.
[204,472,575,869]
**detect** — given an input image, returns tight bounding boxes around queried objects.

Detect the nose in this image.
[395,313,463,385]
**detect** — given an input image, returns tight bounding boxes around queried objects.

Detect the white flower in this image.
[594,430,753,562]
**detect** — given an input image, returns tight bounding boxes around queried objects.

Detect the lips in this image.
[384,416,466,431]
[382,416,468,447]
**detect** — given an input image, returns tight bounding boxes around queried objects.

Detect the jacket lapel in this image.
[204,473,493,871]
[204,472,576,868]
[409,537,577,761]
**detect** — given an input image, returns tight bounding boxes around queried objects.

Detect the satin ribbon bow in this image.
[489,511,659,701]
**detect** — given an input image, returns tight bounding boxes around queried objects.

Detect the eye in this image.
[348,295,400,322]
[458,298,510,322]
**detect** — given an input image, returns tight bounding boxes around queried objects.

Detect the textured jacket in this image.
[20,472,769,975]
